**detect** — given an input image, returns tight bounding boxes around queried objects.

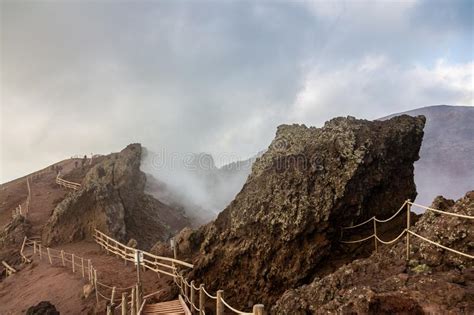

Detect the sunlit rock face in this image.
[184,115,425,306]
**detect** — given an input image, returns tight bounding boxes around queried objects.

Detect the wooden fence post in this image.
[179,274,186,295]
[253,304,264,315]
[110,286,116,308]
[190,280,195,313]
[39,244,42,260]
[88,260,92,283]
[20,236,27,257]
[81,257,85,278]
[406,200,411,260]
[185,280,189,302]
[373,219,378,253]
[33,241,36,255]
[131,287,136,315]
[135,284,141,315]
[121,292,128,315]
[216,290,224,315]
[61,250,65,266]
[72,254,75,273]
[94,269,99,304]
[47,248,52,265]
[199,284,205,315]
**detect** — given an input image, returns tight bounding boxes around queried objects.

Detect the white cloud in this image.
[289,56,473,125]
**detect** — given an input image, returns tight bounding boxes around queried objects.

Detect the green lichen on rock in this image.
[185,115,425,307]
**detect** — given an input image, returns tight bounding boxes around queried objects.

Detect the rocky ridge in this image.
[42,144,190,248]
[173,115,426,307]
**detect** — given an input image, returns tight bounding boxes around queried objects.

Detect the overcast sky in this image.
[1,0,473,182]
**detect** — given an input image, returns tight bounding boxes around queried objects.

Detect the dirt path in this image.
[0,259,93,314]
[1,157,176,313]
[28,171,68,236]
[0,240,174,314]
[1,158,88,234]
[0,177,29,228]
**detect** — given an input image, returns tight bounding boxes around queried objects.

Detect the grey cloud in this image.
[1,0,472,182]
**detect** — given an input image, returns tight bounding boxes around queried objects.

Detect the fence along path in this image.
[94,229,265,315]
[56,171,81,190]
[11,177,31,219]
[20,236,147,314]
[340,200,474,260]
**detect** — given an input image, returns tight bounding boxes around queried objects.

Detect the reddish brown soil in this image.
[0,259,91,314]
[0,158,179,313]
[0,158,96,234]
[0,240,175,314]
[0,176,29,228]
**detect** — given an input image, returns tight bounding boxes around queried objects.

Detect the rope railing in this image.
[340,199,474,261]
[407,230,474,259]
[56,172,81,191]
[341,200,408,230]
[19,236,145,314]
[173,269,264,315]
[94,229,265,315]
[408,201,474,220]
[2,260,17,277]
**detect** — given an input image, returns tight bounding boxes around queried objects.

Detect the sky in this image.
[1,0,473,183]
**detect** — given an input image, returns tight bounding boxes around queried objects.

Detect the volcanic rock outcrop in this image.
[0,215,31,248]
[180,115,425,306]
[273,191,474,314]
[42,144,190,248]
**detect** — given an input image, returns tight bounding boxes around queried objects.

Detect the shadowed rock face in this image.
[273,191,473,314]
[42,144,190,248]
[184,115,425,306]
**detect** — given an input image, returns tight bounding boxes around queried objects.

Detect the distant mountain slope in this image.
[381,105,474,206]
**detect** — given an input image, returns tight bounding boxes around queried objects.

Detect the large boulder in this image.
[42,144,190,248]
[185,115,425,307]
[26,301,59,315]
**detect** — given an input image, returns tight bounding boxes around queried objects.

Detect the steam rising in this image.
[141,148,259,223]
